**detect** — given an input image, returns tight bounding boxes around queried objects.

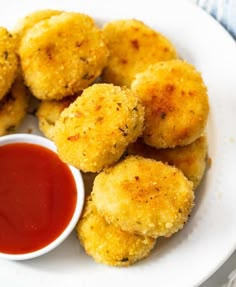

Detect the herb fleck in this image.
[82,73,94,80]
[80,56,88,63]
[120,257,129,262]
[119,127,128,136]
[4,51,8,60]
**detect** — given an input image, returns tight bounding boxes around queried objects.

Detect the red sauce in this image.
[0,143,77,254]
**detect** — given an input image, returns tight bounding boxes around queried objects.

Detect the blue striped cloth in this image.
[194,0,236,39]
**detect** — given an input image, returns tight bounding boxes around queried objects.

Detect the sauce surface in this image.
[0,143,77,254]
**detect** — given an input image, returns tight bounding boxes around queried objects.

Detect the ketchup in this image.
[0,143,77,254]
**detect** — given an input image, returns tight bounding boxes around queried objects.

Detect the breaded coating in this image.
[131,60,209,148]
[13,9,63,46]
[0,75,29,135]
[102,19,177,87]
[36,96,77,140]
[19,12,109,100]
[77,197,156,266]
[0,27,18,101]
[54,84,144,172]
[92,156,194,238]
[127,135,208,190]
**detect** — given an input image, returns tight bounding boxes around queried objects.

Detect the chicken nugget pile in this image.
[0,9,210,266]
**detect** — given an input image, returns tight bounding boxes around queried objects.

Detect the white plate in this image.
[1,0,236,286]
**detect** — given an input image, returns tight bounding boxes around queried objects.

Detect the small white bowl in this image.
[0,133,85,260]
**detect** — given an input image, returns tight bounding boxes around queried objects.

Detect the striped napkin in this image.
[222,270,236,287]
[194,0,236,39]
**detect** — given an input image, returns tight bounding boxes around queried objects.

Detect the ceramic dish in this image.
[0,0,236,286]
[0,134,85,260]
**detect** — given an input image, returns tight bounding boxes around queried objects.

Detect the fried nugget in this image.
[77,197,156,266]
[13,9,63,47]
[102,19,177,87]
[0,75,29,135]
[127,135,208,190]
[19,12,109,100]
[36,96,76,140]
[0,27,18,101]
[92,156,194,238]
[54,84,144,172]
[131,60,209,148]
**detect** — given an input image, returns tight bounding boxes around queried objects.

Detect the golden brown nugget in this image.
[131,60,209,148]
[92,156,194,238]
[0,27,18,101]
[54,84,144,172]
[13,9,63,47]
[0,75,29,135]
[102,19,177,87]
[127,135,208,190]
[36,96,76,140]
[19,12,109,100]
[77,197,156,266]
